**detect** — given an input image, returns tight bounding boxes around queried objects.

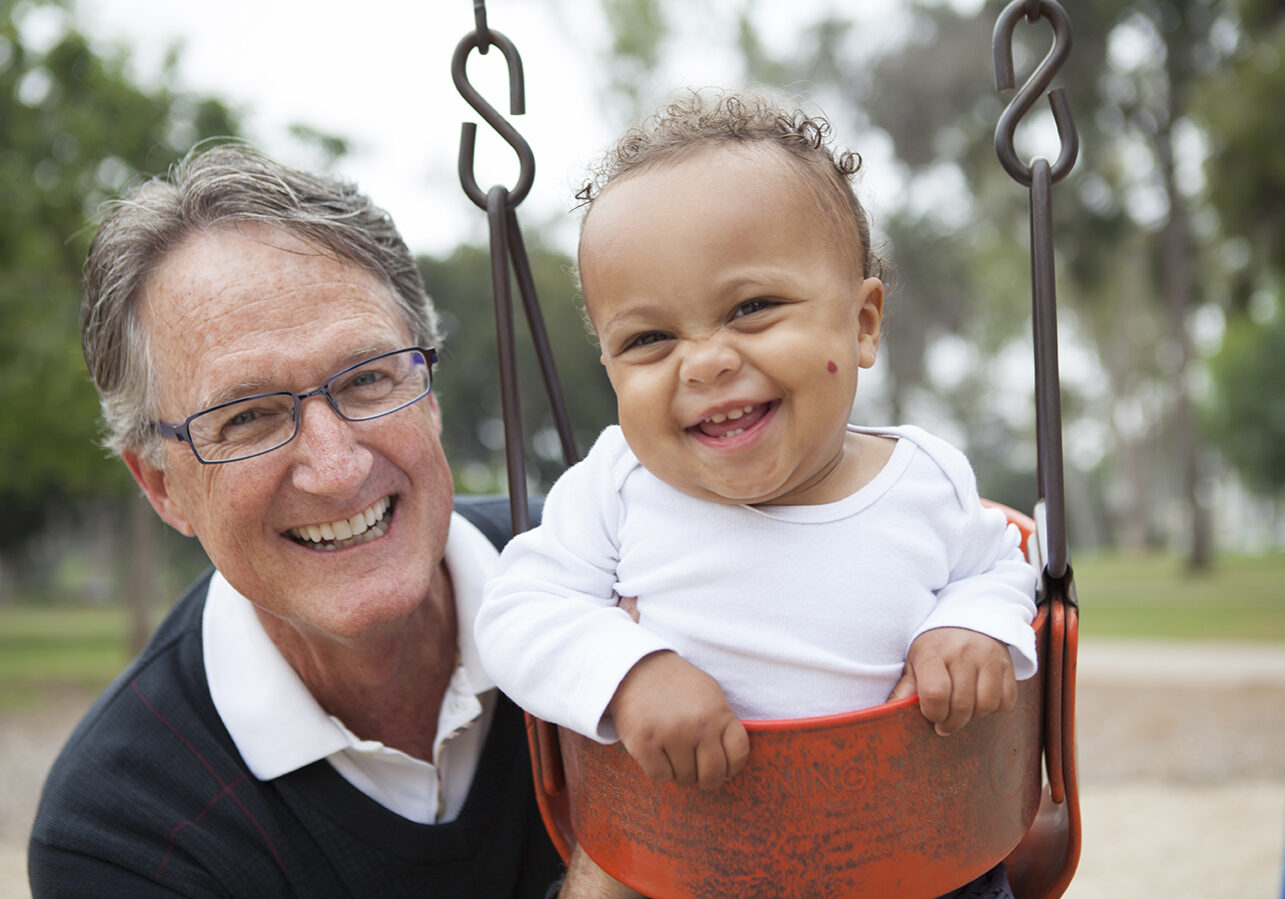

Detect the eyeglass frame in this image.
[155,346,439,465]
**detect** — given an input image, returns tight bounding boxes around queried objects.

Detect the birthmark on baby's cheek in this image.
[827,360,838,373]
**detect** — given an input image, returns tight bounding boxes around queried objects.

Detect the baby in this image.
[476,92,1037,807]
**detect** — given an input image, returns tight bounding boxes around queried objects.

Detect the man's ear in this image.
[122,449,197,537]
[856,277,884,369]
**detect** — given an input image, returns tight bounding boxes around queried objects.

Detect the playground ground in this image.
[2,636,1283,898]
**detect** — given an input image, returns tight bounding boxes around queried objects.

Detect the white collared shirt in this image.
[204,511,501,824]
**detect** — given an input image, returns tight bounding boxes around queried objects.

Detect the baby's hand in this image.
[607,650,749,791]
[888,627,1016,736]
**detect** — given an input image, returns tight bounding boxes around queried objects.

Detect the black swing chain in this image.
[993,0,1079,598]
[453,0,580,537]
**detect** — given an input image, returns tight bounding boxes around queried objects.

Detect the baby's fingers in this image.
[912,658,954,730]
[693,719,750,790]
[933,679,976,736]
[631,743,677,784]
[887,668,918,703]
[693,737,729,791]
[972,656,1018,718]
[724,719,750,780]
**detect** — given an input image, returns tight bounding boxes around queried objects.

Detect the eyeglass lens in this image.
[186,348,432,462]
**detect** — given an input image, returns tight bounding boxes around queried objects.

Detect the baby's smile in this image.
[691,402,774,440]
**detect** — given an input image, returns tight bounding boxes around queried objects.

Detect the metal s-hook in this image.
[452,19,536,209]
[993,0,1078,186]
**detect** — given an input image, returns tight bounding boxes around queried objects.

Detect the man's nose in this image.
[288,397,374,495]
[679,335,742,386]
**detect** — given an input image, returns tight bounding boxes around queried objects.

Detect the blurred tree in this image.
[419,238,617,496]
[1194,1,1284,514]
[1195,1,1285,302]
[1205,304,1285,499]
[1,0,237,620]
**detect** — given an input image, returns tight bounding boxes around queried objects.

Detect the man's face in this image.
[580,145,883,506]
[131,224,453,642]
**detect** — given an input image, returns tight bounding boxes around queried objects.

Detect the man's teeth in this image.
[704,405,756,425]
[291,497,391,549]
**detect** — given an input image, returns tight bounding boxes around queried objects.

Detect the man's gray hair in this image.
[81,142,441,465]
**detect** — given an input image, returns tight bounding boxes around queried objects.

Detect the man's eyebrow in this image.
[200,378,283,409]
[197,342,402,409]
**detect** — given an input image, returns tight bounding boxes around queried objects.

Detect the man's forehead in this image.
[140,227,408,410]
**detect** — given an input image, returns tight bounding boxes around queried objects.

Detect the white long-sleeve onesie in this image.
[476,424,1038,744]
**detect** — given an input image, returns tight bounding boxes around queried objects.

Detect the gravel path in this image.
[3,638,1283,898]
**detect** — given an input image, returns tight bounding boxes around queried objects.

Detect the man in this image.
[28,144,618,897]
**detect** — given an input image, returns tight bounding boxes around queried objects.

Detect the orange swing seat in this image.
[527,503,1080,899]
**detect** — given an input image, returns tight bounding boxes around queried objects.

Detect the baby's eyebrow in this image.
[600,302,668,332]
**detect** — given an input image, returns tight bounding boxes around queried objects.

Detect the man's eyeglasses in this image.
[156,346,438,464]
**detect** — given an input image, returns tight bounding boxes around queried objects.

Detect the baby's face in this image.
[580,144,883,506]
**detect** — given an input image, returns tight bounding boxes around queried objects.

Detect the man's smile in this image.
[288,495,394,550]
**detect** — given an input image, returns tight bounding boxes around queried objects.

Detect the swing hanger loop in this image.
[472,0,491,54]
[993,0,1079,187]
[453,2,535,210]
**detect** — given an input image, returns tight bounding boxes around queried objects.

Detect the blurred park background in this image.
[2,0,1284,892]
[4,0,1283,663]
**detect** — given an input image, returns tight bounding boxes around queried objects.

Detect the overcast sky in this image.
[70,0,618,255]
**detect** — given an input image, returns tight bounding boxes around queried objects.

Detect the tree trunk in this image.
[1155,124,1213,572]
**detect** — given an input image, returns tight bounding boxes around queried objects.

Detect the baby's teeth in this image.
[708,412,727,423]
[726,408,744,421]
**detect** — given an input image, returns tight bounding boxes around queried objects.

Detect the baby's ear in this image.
[856,278,884,368]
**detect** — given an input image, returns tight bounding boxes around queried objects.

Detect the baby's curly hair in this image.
[576,89,886,282]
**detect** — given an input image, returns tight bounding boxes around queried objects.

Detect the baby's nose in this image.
[679,337,742,385]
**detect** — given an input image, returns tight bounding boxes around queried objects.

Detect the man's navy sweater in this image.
[29,498,561,897]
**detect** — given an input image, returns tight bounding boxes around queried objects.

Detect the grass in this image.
[1071,551,1285,641]
[0,605,136,712]
[1,551,1282,711]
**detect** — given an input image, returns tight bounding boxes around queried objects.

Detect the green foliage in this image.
[419,241,617,495]
[1196,14,1285,289]
[0,1,239,551]
[1204,305,1285,496]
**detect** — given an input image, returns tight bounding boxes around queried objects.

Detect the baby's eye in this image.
[624,331,671,350]
[732,298,776,318]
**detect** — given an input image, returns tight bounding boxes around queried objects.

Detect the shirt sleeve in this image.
[904,431,1039,679]
[475,429,675,742]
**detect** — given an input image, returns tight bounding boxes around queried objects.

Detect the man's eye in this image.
[348,371,382,388]
[226,408,260,428]
[732,298,776,318]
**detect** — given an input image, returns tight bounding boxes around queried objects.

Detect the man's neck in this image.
[255,561,458,761]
